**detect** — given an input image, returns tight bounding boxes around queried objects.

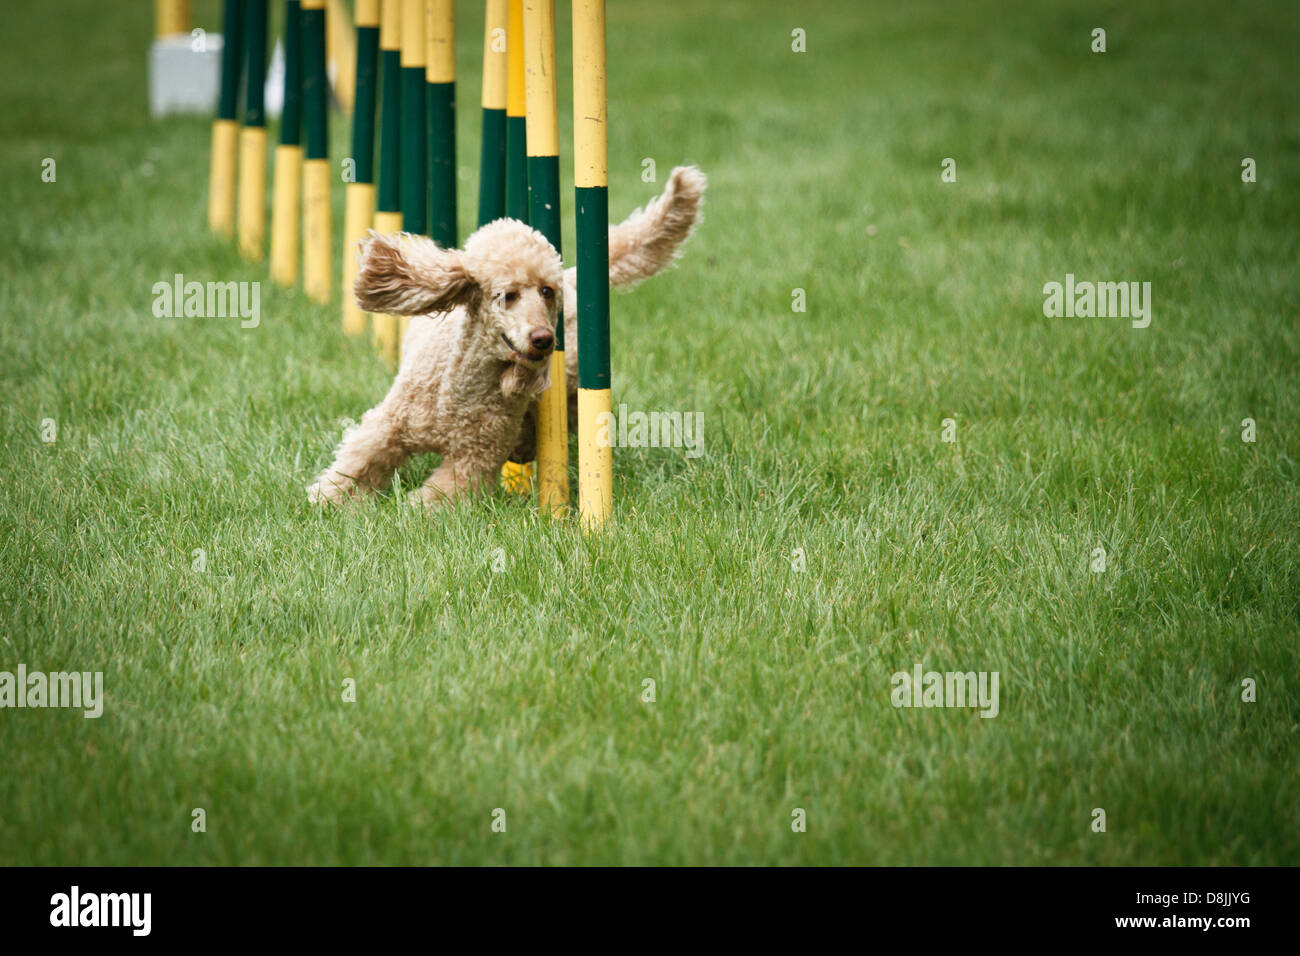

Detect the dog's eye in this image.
[504,291,520,304]
[540,286,555,300]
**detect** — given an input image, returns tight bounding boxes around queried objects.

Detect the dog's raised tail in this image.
[605,165,706,288]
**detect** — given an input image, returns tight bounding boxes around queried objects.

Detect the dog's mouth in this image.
[500,332,549,365]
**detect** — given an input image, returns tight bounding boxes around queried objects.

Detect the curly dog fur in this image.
[308,165,706,508]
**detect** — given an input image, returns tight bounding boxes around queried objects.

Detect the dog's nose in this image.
[528,328,554,351]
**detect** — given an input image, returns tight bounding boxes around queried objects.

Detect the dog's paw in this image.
[308,474,353,506]
[306,482,334,506]
[406,485,451,510]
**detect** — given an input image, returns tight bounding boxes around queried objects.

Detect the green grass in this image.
[1,0,1297,865]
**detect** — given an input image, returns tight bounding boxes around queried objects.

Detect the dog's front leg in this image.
[507,405,538,464]
[408,457,496,509]
[308,405,411,505]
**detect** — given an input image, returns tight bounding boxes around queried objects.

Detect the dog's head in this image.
[354,220,563,368]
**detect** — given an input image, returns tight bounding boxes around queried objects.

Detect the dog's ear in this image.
[354,232,481,316]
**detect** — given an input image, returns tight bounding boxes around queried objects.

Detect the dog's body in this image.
[308,165,706,508]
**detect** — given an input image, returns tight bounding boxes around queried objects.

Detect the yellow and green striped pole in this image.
[209,0,244,237]
[372,0,404,362]
[237,0,269,261]
[426,0,457,248]
[396,1,427,350]
[399,0,427,242]
[301,0,332,302]
[324,0,357,113]
[477,0,507,225]
[342,0,380,332]
[155,0,192,37]
[499,0,533,494]
[269,0,303,285]
[573,0,611,529]
[505,0,527,222]
[522,0,568,515]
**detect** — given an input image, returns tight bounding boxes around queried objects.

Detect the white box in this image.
[148,33,222,118]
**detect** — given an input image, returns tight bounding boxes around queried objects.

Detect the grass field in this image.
[1,0,1297,865]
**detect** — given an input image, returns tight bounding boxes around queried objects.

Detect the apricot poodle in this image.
[308,165,706,508]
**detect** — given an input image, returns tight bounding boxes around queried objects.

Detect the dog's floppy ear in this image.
[354,232,480,316]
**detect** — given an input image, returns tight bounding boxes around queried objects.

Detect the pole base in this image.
[577,387,613,530]
[535,348,569,515]
[208,119,239,237]
[270,144,302,285]
[370,210,404,363]
[342,182,376,333]
[303,158,333,303]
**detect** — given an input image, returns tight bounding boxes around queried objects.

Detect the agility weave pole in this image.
[324,0,359,114]
[399,0,428,242]
[209,0,244,237]
[155,0,192,37]
[237,0,269,261]
[426,1,457,249]
[301,0,332,303]
[342,0,380,333]
[522,0,569,515]
[505,0,528,224]
[498,0,534,494]
[270,0,303,285]
[573,0,613,529]
[477,0,508,226]
[393,0,428,348]
[372,0,404,361]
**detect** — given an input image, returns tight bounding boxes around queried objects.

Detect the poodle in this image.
[308,165,706,508]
